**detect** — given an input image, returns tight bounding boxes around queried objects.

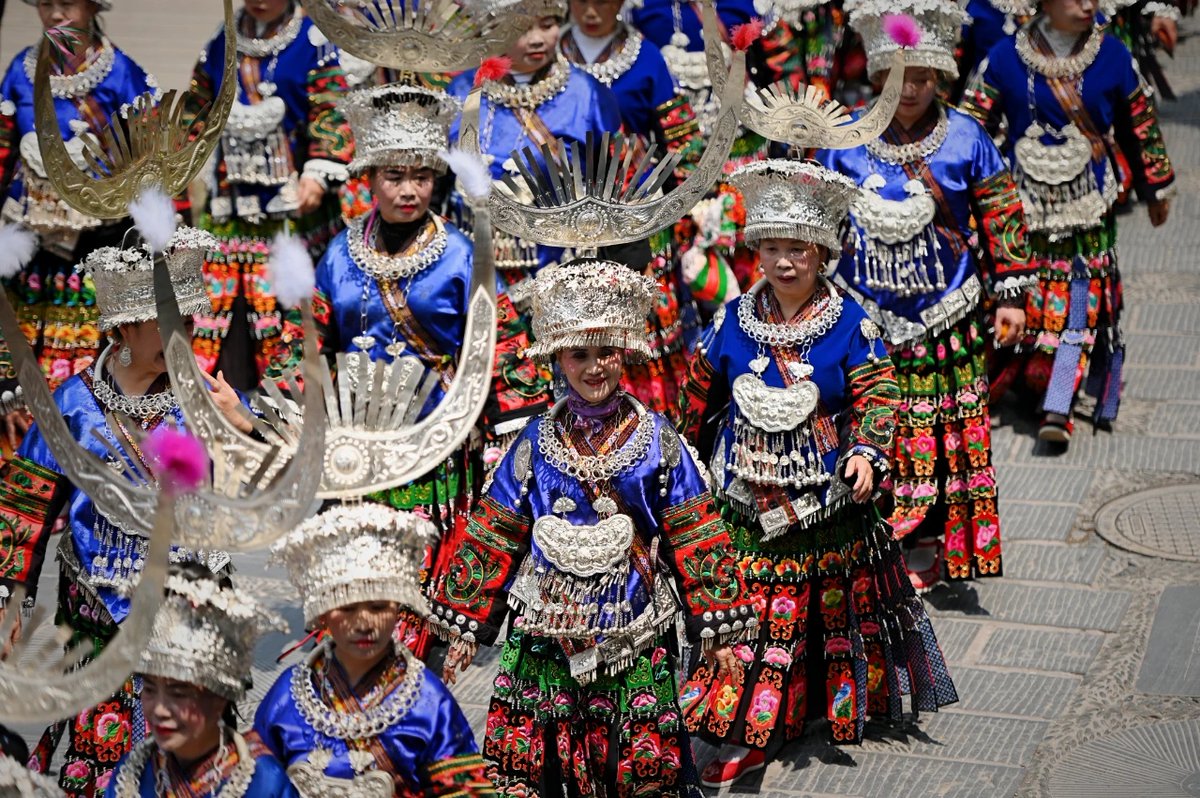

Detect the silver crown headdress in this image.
[526,259,657,363]
[272,503,434,625]
[849,0,966,79]
[82,228,215,331]
[300,0,531,72]
[730,159,858,250]
[140,574,283,702]
[462,0,744,248]
[341,84,460,176]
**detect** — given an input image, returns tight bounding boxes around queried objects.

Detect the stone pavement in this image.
[5,3,1200,797]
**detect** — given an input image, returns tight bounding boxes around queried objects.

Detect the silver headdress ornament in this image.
[849,0,967,79]
[34,0,238,219]
[526,259,657,363]
[82,227,215,331]
[730,159,858,250]
[300,0,531,72]
[461,0,745,248]
[341,84,460,176]
[272,503,434,625]
[139,574,284,702]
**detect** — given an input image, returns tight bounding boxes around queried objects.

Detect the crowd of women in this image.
[0,0,1178,793]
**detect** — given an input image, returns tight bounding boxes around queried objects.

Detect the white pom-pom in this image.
[0,225,37,279]
[267,233,315,309]
[128,187,178,253]
[439,148,492,202]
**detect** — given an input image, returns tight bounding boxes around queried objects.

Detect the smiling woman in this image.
[104,565,297,798]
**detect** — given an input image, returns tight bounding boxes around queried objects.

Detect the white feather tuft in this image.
[128,187,179,253]
[0,225,38,279]
[439,148,492,202]
[267,234,315,309]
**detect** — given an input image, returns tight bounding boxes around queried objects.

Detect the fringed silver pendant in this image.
[851,176,946,297]
[1014,123,1112,235]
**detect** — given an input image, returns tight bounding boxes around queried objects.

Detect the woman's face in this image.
[507,16,562,74]
[243,0,291,24]
[569,0,621,38]
[322,601,400,674]
[36,0,98,33]
[758,238,827,309]
[887,66,939,128]
[370,166,436,225]
[141,676,228,761]
[557,346,624,404]
[1043,0,1097,32]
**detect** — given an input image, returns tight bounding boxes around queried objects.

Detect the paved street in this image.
[4,2,1200,796]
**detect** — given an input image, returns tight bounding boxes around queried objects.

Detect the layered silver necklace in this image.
[24,36,115,99]
[481,55,571,110]
[347,214,448,281]
[736,277,843,349]
[537,395,655,484]
[866,106,950,166]
[235,8,303,58]
[292,640,425,741]
[91,344,179,423]
[1015,20,1102,78]
[113,733,255,798]
[567,26,643,86]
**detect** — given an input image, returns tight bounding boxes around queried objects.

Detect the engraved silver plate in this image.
[1014,124,1092,186]
[532,513,635,578]
[732,373,820,433]
[852,183,937,245]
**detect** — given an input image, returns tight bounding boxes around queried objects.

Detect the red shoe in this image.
[904,539,942,594]
[700,750,767,788]
[1038,413,1073,444]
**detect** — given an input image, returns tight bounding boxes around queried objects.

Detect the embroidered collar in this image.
[112,733,256,798]
[24,37,116,100]
[481,55,571,110]
[1016,18,1103,78]
[561,25,643,86]
[867,105,950,166]
[235,7,303,58]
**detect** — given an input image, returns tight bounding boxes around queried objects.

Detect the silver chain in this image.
[24,36,116,100]
[116,731,255,798]
[234,8,303,58]
[347,215,448,281]
[866,106,950,166]
[566,25,643,86]
[481,55,571,110]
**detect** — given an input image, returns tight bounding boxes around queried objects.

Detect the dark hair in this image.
[0,725,29,764]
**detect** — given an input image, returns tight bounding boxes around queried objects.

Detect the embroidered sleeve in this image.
[655,94,704,180]
[0,456,69,608]
[481,292,553,444]
[958,59,1004,135]
[659,488,756,649]
[971,169,1035,300]
[1112,72,1175,203]
[425,753,497,797]
[304,64,353,169]
[0,95,18,197]
[677,304,729,445]
[843,332,899,468]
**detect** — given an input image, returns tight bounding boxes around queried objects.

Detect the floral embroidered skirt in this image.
[29,568,139,798]
[680,503,957,750]
[193,206,342,390]
[996,214,1123,422]
[887,313,1002,580]
[483,630,703,798]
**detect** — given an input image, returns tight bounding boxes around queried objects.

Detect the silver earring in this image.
[117,344,132,367]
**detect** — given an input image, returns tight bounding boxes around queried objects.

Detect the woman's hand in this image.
[3,410,30,452]
[1149,198,1171,227]
[993,306,1026,348]
[704,644,744,681]
[297,177,326,215]
[202,370,253,434]
[0,605,22,661]
[845,455,875,503]
[443,638,478,686]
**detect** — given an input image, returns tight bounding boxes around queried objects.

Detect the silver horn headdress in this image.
[33,0,238,219]
[300,0,530,73]
[460,0,745,248]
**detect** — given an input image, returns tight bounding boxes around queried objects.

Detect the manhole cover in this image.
[1049,719,1200,797]
[1094,485,1200,562]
